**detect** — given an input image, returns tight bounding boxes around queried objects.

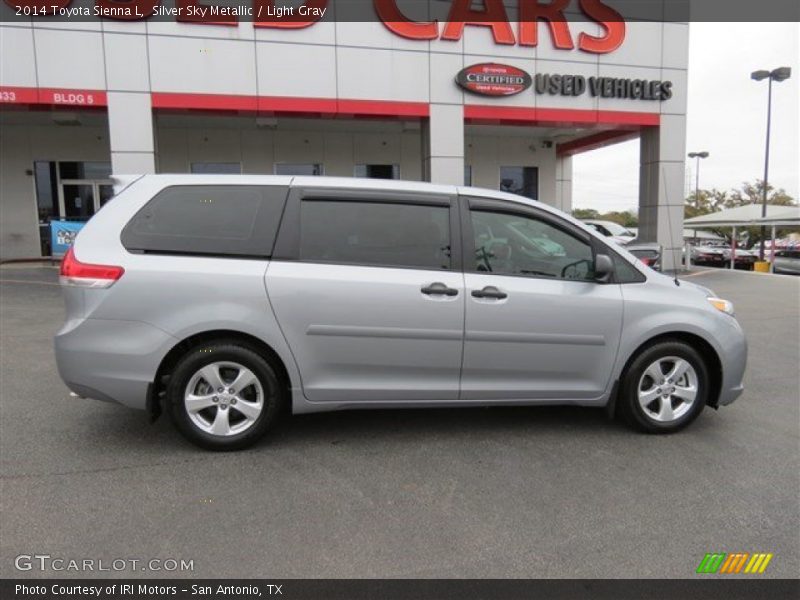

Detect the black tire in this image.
[166,340,285,450]
[617,340,708,433]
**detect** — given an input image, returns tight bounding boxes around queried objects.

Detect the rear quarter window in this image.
[121,185,288,257]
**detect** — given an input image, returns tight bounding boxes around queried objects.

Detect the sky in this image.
[572,22,800,213]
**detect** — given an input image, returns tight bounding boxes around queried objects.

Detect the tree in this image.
[572,208,600,220]
[724,180,795,209]
[684,188,729,220]
[571,208,638,227]
[685,180,795,217]
[684,179,797,246]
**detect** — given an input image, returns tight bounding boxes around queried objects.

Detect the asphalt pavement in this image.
[1,265,798,578]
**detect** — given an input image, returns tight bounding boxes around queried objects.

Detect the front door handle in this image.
[471,286,507,300]
[421,282,459,297]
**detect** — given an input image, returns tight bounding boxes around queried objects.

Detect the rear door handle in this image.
[471,286,507,300]
[421,282,459,297]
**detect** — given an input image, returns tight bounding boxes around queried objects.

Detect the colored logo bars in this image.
[696,552,774,574]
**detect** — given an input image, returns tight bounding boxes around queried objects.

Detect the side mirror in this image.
[594,254,614,283]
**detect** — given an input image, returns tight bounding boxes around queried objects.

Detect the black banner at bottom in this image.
[2,579,799,600]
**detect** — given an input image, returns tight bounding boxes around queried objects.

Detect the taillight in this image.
[639,257,654,266]
[59,247,124,288]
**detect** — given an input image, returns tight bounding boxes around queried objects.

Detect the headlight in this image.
[707,296,735,316]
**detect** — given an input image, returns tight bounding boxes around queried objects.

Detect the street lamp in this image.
[751,66,792,260]
[688,151,709,207]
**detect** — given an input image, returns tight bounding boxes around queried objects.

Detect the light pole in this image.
[751,66,792,260]
[688,151,709,208]
[687,152,709,268]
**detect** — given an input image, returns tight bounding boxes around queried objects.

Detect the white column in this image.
[422,104,464,185]
[555,155,573,213]
[107,92,156,175]
[638,114,687,272]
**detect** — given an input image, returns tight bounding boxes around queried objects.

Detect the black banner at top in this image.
[1,0,799,24]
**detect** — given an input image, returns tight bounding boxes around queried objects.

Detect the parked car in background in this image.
[626,242,661,271]
[55,175,747,449]
[581,220,637,246]
[700,241,757,270]
[727,247,758,270]
[690,244,728,267]
[772,250,800,275]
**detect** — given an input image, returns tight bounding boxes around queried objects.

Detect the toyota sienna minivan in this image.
[55,175,747,450]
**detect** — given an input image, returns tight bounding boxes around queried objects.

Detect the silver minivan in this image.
[55,175,747,450]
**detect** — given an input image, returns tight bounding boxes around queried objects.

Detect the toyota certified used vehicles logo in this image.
[455,63,532,96]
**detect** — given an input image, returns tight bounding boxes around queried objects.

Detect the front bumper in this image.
[715,317,748,407]
[54,318,177,410]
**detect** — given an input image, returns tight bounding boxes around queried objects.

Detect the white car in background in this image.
[581,220,637,246]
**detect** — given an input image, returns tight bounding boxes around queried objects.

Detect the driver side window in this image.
[470,210,594,281]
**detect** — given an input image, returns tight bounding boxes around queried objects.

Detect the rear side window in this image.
[299,200,451,270]
[122,185,287,257]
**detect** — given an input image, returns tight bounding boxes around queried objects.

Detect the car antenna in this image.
[661,165,681,286]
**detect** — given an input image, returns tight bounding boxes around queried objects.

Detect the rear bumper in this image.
[54,318,176,410]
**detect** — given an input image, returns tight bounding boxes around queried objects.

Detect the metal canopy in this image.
[684,204,800,228]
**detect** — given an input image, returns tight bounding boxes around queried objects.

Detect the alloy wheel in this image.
[637,356,698,423]
[184,361,264,436]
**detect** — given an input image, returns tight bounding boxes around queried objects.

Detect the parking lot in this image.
[1,265,798,579]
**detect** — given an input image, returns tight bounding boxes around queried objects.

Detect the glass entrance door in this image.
[59,180,114,219]
[61,183,95,219]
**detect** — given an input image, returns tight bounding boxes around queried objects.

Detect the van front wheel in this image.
[618,340,708,433]
[166,342,283,450]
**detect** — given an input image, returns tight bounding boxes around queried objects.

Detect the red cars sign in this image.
[456,63,532,97]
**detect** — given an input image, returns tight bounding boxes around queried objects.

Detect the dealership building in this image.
[0,2,689,268]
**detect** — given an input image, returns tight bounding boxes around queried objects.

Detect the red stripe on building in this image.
[151,92,258,112]
[0,86,107,108]
[0,86,40,105]
[3,86,657,129]
[336,98,429,118]
[151,92,428,119]
[464,105,660,127]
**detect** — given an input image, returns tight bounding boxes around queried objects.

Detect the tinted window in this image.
[59,161,111,180]
[499,166,538,200]
[275,163,323,176]
[300,201,451,270]
[354,165,400,180]
[122,185,287,257]
[471,210,594,280]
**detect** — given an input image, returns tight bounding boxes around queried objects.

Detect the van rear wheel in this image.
[618,340,708,433]
[166,342,283,450]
